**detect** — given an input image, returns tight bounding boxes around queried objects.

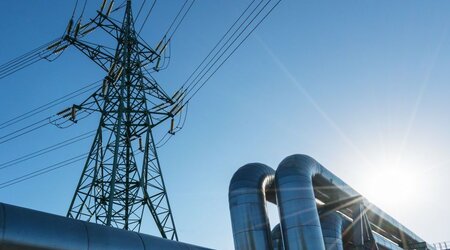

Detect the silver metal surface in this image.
[228,163,276,250]
[278,154,428,247]
[228,154,431,250]
[341,214,404,250]
[271,224,284,250]
[315,164,425,245]
[275,154,325,250]
[320,212,343,250]
[0,202,210,250]
[351,202,365,248]
[372,233,404,250]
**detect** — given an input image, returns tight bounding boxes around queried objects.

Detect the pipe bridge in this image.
[229,154,434,250]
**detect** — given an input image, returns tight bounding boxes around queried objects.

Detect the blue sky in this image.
[0,0,449,249]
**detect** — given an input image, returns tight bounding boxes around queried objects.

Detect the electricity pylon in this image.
[53,0,182,240]
[0,0,280,240]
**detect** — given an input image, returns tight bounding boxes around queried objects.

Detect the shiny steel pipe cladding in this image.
[0,203,210,250]
[271,224,284,250]
[229,154,431,250]
[275,154,326,250]
[228,163,276,250]
[320,212,343,250]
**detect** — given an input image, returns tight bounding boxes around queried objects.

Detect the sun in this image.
[363,160,418,210]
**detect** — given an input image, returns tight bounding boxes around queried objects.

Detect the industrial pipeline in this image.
[229,154,435,250]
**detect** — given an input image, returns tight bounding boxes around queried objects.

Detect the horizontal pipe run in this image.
[0,202,210,250]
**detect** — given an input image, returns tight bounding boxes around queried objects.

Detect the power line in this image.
[146,0,194,53]
[152,1,278,146]
[0,39,60,79]
[0,1,280,237]
[0,106,96,144]
[0,117,55,144]
[167,0,195,41]
[163,0,188,38]
[0,153,88,190]
[0,80,100,145]
[182,0,267,96]
[0,130,95,170]
[0,149,143,191]
[134,0,148,22]
[80,0,88,17]
[71,0,80,19]
[182,0,280,103]
[112,1,128,13]
[137,0,157,34]
[0,0,129,80]
[0,39,56,71]
[178,0,257,90]
[0,79,100,130]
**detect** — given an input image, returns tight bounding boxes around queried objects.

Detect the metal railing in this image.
[433,241,450,250]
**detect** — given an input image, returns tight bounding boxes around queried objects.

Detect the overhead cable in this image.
[0,130,95,170]
[181,0,281,105]
[0,79,100,130]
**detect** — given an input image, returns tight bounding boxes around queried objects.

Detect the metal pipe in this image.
[275,154,429,248]
[0,202,210,250]
[351,202,365,249]
[316,166,425,245]
[275,154,326,250]
[320,212,343,250]
[228,163,276,250]
[229,154,431,249]
[271,224,284,250]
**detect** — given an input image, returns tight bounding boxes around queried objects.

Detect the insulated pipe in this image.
[320,212,343,250]
[0,202,210,250]
[275,154,326,250]
[229,154,429,249]
[271,224,284,250]
[229,163,276,250]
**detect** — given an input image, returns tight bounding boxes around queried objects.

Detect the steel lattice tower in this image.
[0,0,280,242]
[64,0,179,240]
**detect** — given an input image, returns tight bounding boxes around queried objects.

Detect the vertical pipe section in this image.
[352,203,365,250]
[275,154,325,250]
[320,212,343,250]
[271,224,284,250]
[229,163,276,250]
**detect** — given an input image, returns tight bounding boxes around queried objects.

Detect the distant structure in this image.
[229,154,436,250]
[433,241,450,250]
[48,0,279,240]
[53,0,183,240]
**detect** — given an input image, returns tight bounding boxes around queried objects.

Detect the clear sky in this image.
[0,0,449,249]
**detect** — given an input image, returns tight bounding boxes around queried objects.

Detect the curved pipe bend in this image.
[230,154,428,249]
[229,163,276,250]
[275,154,326,250]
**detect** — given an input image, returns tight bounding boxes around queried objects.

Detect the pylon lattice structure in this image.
[0,0,281,242]
[57,0,182,240]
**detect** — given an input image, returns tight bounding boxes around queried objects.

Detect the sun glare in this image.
[364,161,418,210]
